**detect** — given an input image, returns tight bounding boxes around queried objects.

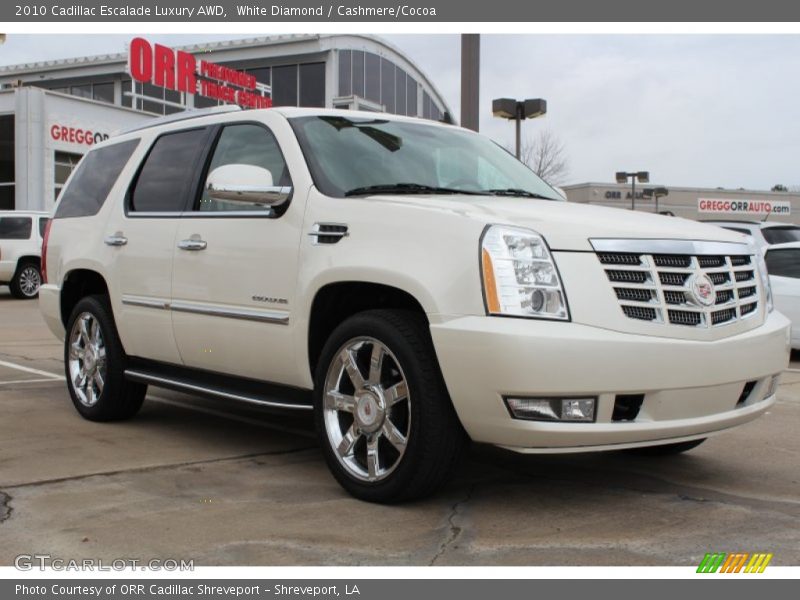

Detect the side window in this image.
[0,217,32,240]
[765,249,800,279]
[130,128,209,213]
[196,124,291,213]
[38,217,49,238]
[54,139,140,219]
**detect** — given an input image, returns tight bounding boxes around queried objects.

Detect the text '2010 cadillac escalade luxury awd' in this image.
[39,106,791,503]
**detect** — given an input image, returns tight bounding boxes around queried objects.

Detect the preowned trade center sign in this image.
[698,198,792,217]
[127,37,273,110]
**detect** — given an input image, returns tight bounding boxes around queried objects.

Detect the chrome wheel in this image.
[323,337,411,482]
[18,266,40,297]
[67,312,107,407]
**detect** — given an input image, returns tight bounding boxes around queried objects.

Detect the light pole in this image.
[642,186,669,213]
[615,171,650,211]
[492,98,547,159]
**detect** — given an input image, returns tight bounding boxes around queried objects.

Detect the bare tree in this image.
[516,129,570,185]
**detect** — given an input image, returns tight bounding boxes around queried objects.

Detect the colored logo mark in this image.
[697,552,773,573]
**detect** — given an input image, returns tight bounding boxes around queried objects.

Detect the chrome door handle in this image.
[104,234,128,247]
[177,239,207,251]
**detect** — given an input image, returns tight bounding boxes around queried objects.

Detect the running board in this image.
[125,359,313,411]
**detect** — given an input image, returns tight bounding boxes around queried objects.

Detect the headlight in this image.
[480,224,569,320]
[756,251,774,312]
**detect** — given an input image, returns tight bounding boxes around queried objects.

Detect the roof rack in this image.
[117,105,242,135]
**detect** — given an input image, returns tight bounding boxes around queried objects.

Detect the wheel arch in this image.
[60,269,111,327]
[307,280,430,378]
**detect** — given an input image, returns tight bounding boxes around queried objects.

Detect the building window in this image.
[248,67,271,87]
[352,51,365,98]
[407,77,418,117]
[381,58,396,113]
[364,52,381,103]
[300,63,325,108]
[0,114,13,210]
[70,84,92,99]
[92,82,114,104]
[272,65,298,107]
[54,151,83,200]
[395,67,407,116]
[338,50,352,96]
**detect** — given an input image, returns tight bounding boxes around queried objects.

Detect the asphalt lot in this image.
[0,287,799,566]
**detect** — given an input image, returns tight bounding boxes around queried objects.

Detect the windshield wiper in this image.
[484,188,558,200]
[344,183,484,197]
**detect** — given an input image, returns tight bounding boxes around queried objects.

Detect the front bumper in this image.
[430,310,791,452]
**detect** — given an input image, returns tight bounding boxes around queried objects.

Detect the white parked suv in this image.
[702,219,800,253]
[39,107,791,502]
[0,210,49,299]
[765,242,800,350]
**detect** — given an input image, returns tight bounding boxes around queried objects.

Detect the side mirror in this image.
[206,164,292,207]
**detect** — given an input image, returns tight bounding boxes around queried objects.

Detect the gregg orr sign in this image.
[127,37,272,110]
[698,198,792,216]
[50,124,110,146]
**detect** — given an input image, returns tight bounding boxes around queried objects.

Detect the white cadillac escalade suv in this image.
[39,106,791,503]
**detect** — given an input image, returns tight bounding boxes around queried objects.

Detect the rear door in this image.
[108,127,212,364]
[170,117,304,384]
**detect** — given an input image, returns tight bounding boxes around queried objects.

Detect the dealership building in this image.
[562,182,798,223]
[0,34,452,212]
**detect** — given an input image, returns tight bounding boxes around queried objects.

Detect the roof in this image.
[0,210,49,215]
[702,220,799,229]
[0,34,322,75]
[563,181,800,198]
[765,242,800,251]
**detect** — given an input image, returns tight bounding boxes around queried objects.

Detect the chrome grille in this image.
[597,251,760,328]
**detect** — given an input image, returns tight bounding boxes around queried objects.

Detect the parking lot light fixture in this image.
[615,171,650,211]
[492,97,547,159]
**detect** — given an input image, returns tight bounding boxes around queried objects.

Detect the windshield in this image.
[289,115,561,200]
[762,226,800,245]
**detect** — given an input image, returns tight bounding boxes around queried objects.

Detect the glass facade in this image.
[336,49,441,120]
[0,114,13,210]
[34,49,442,120]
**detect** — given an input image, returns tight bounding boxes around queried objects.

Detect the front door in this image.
[171,121,303,385]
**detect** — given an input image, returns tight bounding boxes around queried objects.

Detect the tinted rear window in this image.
[54,139,140,219]
[38,217,49,238]
[762,226,800,245]
[130,128,209,213]
[0,217,32,239]
[765,248,800,278]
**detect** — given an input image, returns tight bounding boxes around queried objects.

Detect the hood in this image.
[361,194,750,251]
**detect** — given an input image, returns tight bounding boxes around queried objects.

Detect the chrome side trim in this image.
[121,295,170,310]
[120,296,289,325]
[590,238,752,256]
[125,370,312,411]
[170,301,289,325]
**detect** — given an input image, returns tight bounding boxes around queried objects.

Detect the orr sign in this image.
[127,37,272,110]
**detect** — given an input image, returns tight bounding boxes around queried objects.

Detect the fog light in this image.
[505,397,596,422]
[561,399,595,422]
[764,375,780,399]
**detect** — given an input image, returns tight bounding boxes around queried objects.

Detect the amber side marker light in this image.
[481,247,501,313]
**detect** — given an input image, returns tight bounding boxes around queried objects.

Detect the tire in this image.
[9,260,41,299]
[625,438,706,456]
[64,295,147,421]
[314,309,467,503]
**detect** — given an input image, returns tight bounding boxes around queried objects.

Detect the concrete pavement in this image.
[1,288,798,566]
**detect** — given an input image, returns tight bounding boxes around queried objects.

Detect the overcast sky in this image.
[1,33,798,190]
